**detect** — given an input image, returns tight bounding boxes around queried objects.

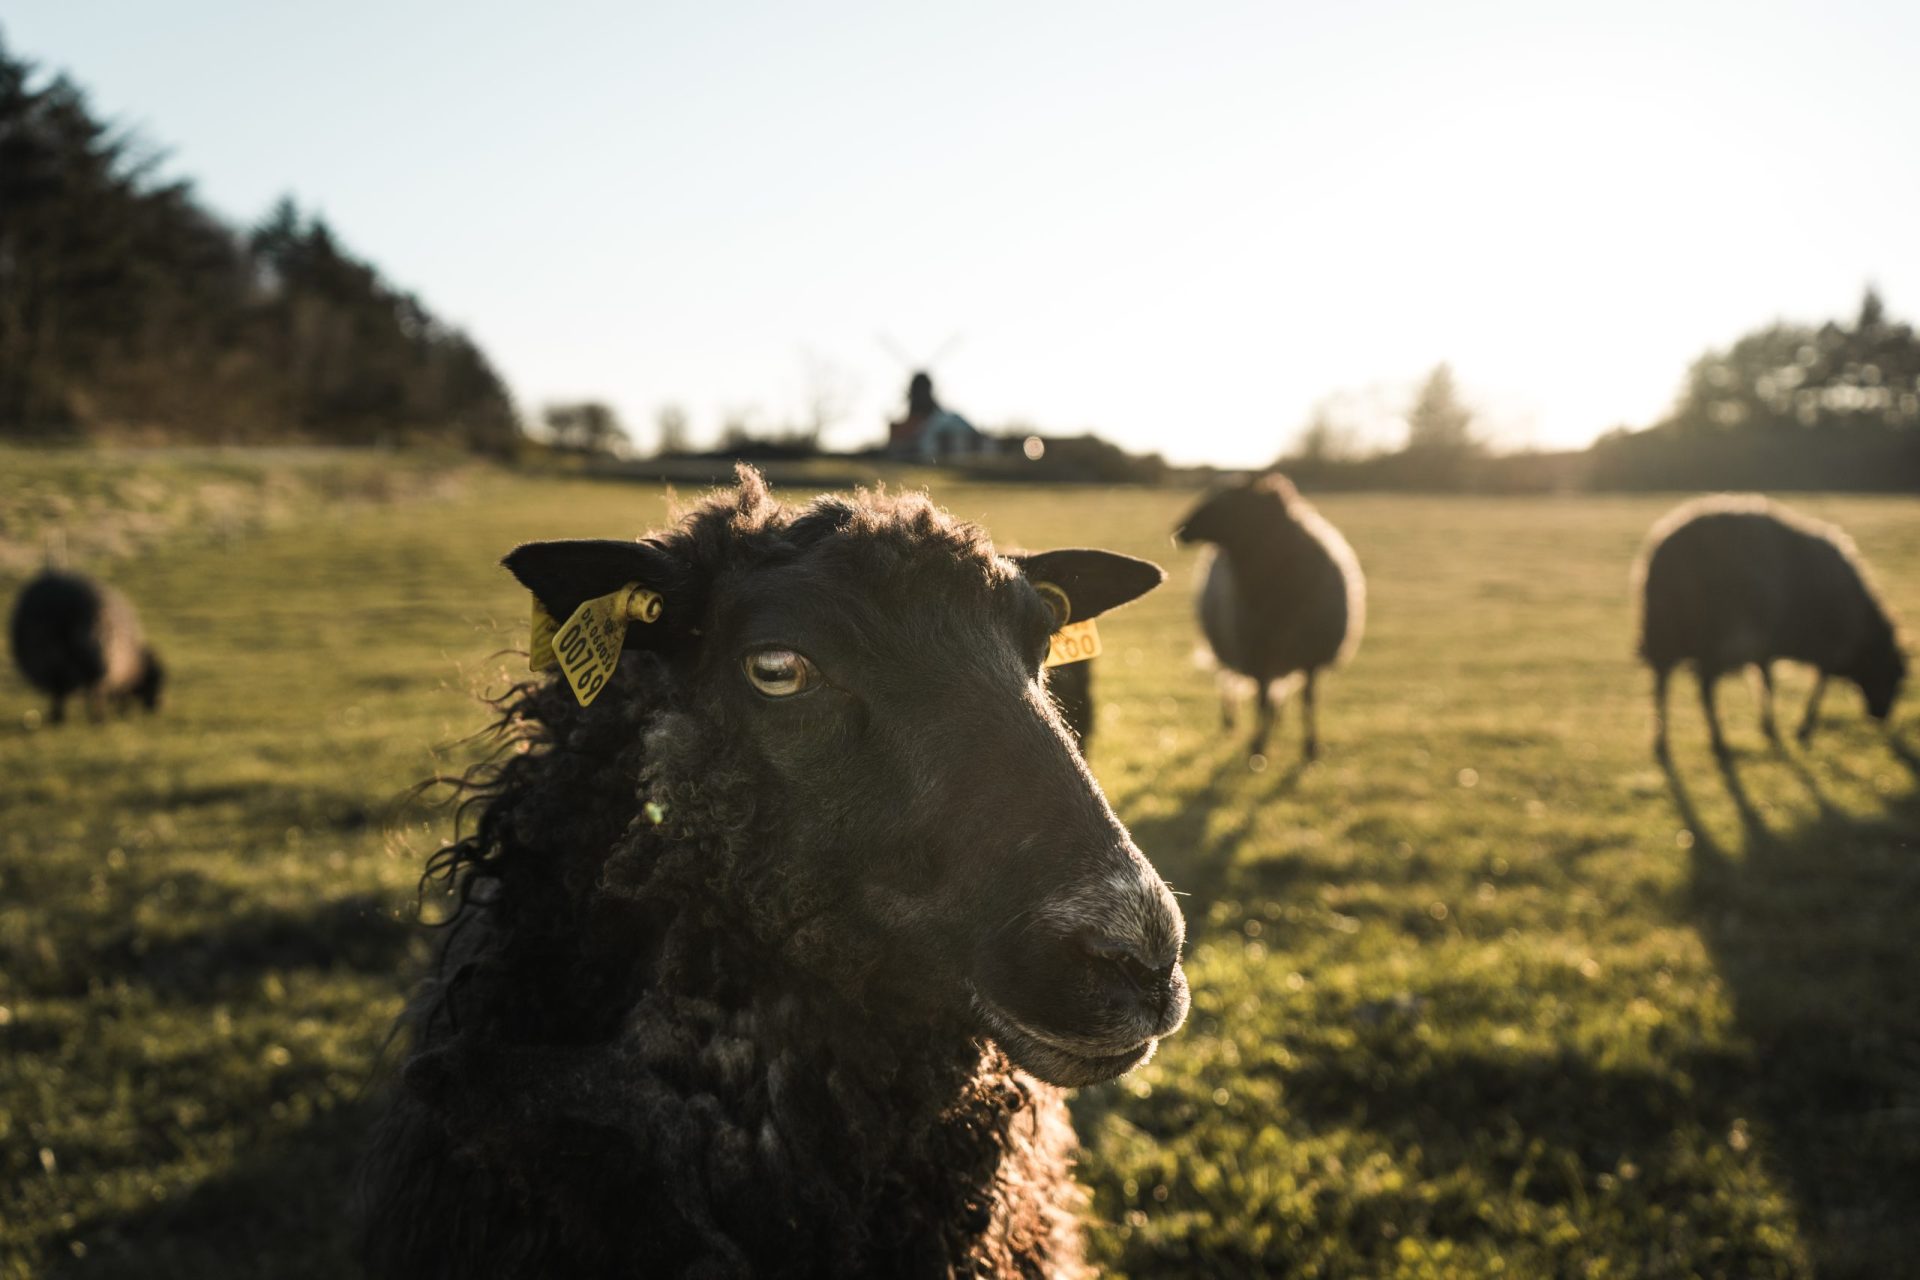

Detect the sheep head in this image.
[1173,471,1300,548]
[1852,631,1907,722]
[503,468,1189,1087]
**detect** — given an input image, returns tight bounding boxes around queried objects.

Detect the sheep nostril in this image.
[1077,934,1170,993]
[1135,957,1177,992]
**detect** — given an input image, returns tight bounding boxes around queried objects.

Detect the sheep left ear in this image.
[1011,549,1165,623]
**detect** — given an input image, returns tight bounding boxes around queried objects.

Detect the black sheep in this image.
[8,569,165,724]
[1637,494,1906,756]
[357,468,1187,1278]
[1174,472,1365,760]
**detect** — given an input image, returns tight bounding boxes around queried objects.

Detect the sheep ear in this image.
[1011,549,1165,623]
[503,539,678,619]
[502,539,689,658]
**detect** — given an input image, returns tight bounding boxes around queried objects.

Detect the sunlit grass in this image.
[2,462,1916,1278]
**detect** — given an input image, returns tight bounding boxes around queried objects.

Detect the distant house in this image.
[887,372,992,463]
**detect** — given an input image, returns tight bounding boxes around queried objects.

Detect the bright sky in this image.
[7,1,1918,464]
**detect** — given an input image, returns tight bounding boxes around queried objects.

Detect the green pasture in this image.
[2,454,1917,1278]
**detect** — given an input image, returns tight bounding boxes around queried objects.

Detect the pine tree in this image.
[1406,364,1476,453]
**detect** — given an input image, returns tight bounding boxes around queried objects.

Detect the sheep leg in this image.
[1218,674,1237,732]
[1797,674,1828,744]
[1301,669,1319,762]
[1756,662,1780,746]
[1651,667,1671,759]
[1697,667,1728,756]
[48,693,67,725]
[1250,680,1275,758]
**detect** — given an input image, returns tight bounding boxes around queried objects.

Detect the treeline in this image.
[1281,293,1920,493]
[1279,363,1559,492]
[1588,290,1920,491]
[0,34,518,452]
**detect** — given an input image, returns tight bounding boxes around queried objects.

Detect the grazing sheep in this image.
[1638,494,1906,757]
[8,569,165,724]
[1174,473,1364,761]
[358,468,1188,1279]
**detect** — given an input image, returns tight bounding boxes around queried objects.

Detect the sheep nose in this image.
[1077,932,1177,995]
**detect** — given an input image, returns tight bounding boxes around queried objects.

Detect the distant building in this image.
[886,372,991,463]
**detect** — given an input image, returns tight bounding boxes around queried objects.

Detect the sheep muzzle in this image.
[967,850,1189,1088]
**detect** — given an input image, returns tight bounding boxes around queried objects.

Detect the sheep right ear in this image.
[503,539,679,621]
[502,538,691,659]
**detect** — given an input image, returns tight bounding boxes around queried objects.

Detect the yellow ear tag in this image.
[528,598,560,671]
[1034,582,1101,668]
[548,583,664,706]
[1045,620,1101,668]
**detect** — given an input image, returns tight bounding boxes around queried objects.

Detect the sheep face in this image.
[505,480,1189,1088]
[713,556,1188,1086]
[1852,635,1906,722]
[133,649,166,712]
[1173,475,1295,548]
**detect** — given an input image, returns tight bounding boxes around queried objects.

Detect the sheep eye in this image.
[743,648,815,698]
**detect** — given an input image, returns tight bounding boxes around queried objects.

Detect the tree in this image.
[1589,289,1920,491]
[654,403,690,455]
[0,32,520,449]
[1405,363,1477,454]
[544,401,630,457]
[1858,286,1887,332]
[1660,288,1920,437]
[795,350,856,445]
[1290,406,1360,464]
[718,406,761,450]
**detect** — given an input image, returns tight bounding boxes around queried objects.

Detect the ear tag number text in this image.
[1044,619,1101,668]
[546,583,663,706]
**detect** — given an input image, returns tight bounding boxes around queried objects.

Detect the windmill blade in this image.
[926,332,965,369]
[875,332,916,370]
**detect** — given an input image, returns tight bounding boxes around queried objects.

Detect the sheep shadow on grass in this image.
[1116,746,1309,936]
[16,890,420,1003]
[17,892,419,1275]
[1665,745,1920,1280]
[87,891,422,1001]
[47,1101,377,1280]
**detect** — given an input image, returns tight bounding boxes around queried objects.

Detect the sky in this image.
[7,1,1919,465]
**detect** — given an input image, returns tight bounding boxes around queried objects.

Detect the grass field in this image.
[3,454,1918,1278]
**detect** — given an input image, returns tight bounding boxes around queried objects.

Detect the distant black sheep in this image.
[357,468,1187,1278]
[8,569,165,724]
[1174,473,1364,760]
[1637,495,1906,756]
